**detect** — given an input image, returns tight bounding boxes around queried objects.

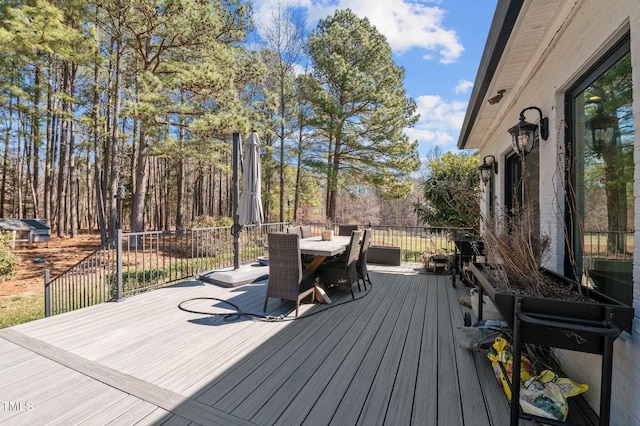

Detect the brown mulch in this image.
[483,267,595,302]
[1,231,103,298]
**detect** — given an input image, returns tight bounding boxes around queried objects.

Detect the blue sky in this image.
[252,0,498,158]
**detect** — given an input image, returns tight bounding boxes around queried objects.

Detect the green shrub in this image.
[190,215,233,228]
[402,249,425,262]
[0,231,20,281]
[108,258,220,295]
[184,220,234,259]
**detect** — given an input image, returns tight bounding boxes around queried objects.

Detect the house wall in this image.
[477,1,640,423]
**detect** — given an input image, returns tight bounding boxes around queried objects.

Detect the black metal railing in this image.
[583,229,634,261]
[45,223,289,316]
[304,223,476,262]
[44,222,473,316]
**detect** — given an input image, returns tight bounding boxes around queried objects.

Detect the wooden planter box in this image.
[468,263,634,426]
[368,246,402,266]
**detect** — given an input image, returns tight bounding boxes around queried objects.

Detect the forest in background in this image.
[0,0,422,243]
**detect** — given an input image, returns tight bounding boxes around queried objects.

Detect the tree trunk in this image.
[65,64,78,237]
[32,63,41,218]
[85,144,94,233]
[130,131,150,233]
[92,23,106,241]
[44,60,54,224]
[328,137,341,222]
[69,118,77,238]
[57,61,78,236]
[108,41,122,237]
[603,149,627,253]
[1,90,13,217]
[151,158,159,229]
[56,111,68,235]
[15,97,24,217]
[208,163,215,218]
[218,162,223,217]
[49,98,59,230]
[175,110,185,229]
[294,113,304,221]
[163,159,170,229]
[279,76,286,223]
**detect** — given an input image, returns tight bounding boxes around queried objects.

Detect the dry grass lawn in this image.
[1,232,102,328]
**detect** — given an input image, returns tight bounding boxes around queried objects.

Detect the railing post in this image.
[191,228,195,276]
[233,132,241,270]
[44,269,51,317]
[116,228,123,301]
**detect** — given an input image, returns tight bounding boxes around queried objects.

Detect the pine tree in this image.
[304,9,420,221]
[109,0,252,232]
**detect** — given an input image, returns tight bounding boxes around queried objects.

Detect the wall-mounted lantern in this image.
[585,96,618,155]
[478,155,498,185]
[507,106,549,156]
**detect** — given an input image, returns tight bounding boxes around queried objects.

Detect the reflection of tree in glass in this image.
[583,52,633,254]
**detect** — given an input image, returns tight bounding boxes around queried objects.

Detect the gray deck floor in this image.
[0,264,511,425]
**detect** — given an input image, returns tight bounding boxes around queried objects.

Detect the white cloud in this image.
[291,63,306,77]
[405,94,468,151]
[252,0,464,64]
[454,79,473,94]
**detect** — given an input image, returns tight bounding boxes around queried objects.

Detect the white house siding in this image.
[476,1,640,423]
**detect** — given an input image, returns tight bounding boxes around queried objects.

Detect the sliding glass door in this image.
[567,37,633,305]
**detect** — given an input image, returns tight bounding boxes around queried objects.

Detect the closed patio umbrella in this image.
[233,131,264,269]
[238,131,264,227]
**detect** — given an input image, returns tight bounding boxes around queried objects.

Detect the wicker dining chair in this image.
[338,224,358,236]
[264,233,315,317]
[357,228,372,291]
[300,225,313,238]
[317,230,362,299]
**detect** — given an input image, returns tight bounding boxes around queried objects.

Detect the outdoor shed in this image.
[0,218,51,248]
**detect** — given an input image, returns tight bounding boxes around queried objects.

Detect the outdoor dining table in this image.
[298,235,353,304]
[298,235,352,273]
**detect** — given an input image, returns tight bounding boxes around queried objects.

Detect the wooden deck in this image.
[0,264,511,425]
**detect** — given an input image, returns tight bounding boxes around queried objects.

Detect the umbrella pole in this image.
[233,132,241,270]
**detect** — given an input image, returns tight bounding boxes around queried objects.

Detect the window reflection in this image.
[572,48,633,305]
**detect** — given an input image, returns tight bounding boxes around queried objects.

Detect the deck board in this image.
[297,273,407,425]
[0,264,513,426]
[24,383,124,425]
[411,271,441,425]
[156,414,194,426]
[219,289,377,420]
[446,278,493,426]
[253,274,399,426]
[384,272,430,425]
[327,275,415,425]
[230,274,399,422]
[356,274,421,425]
[437,274,464,426]
[97,397,165,425]
[473,340,512,426]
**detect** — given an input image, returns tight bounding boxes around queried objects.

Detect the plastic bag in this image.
[519,370,589,421]
[487,337,589,421]
[487,337,535,400]
[456,320,509,351]
[537,369,589,398]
